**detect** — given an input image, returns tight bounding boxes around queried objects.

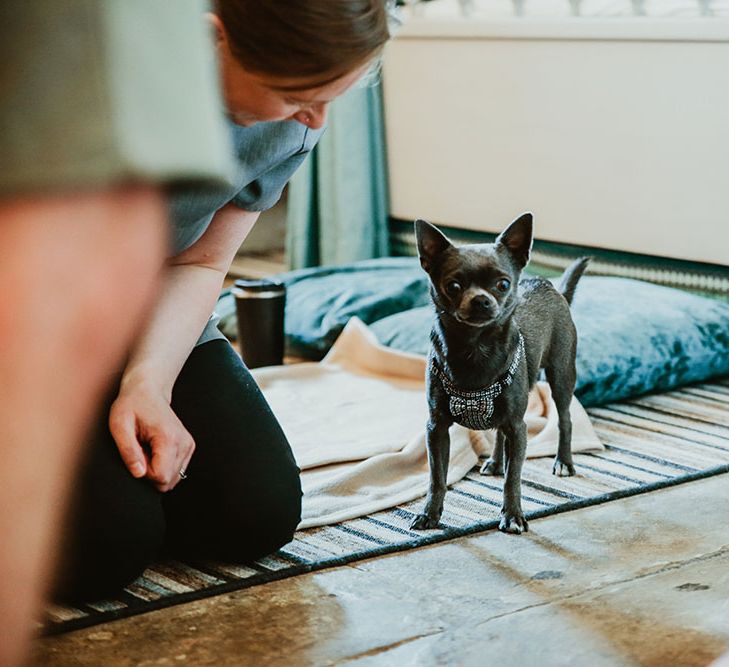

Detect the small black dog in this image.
[411,213,589,534]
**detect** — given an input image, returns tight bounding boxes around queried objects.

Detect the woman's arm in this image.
[0,187,166,667]
[110,203,261,491]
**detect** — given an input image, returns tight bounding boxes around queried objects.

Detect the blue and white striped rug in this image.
[45,378,729,634]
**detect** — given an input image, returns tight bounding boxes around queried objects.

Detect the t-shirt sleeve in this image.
[0,0,234,198]
[231,149,310,213]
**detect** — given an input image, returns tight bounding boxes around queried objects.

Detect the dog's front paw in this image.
[499,511,529,535]
[480,457,504,476]
[410,513,441,530]
[552,458,576,477]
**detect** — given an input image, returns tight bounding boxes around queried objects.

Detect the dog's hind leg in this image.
[545,361,577,477]
[480,429,505,476]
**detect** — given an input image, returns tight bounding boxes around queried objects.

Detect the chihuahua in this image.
[411,213,589,534]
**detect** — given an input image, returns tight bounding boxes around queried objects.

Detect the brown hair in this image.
[215,1,391,85]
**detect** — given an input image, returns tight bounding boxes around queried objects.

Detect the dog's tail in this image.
[558,257,591,306]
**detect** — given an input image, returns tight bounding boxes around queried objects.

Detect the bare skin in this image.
[0,187,166,667]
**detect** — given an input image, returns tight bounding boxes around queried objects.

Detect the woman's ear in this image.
[205,12,227,48]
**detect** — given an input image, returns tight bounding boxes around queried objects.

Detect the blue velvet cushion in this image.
[217,258,729,407]
[370,277,729,407]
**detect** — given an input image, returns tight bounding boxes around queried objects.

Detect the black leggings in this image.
[54,340,302,603]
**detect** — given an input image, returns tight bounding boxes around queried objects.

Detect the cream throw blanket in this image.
[252,318,603,529]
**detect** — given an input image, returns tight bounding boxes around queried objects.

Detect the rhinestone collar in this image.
[430,332,525,431]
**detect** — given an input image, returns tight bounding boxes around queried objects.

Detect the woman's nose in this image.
[294,104,328,129]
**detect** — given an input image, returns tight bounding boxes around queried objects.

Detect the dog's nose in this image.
[470,294,493,314]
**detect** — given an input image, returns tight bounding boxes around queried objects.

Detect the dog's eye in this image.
[496,279,511,292]
[445,280,462,296]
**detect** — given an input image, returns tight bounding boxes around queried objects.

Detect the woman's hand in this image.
[109,382,195,493]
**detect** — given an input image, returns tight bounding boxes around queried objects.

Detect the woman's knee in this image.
[260,463,303,542]
[237,456,302,551]
[204,463,302,563]
[168,340,303,560]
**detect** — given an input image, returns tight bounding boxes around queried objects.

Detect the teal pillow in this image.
[370,276,729,407]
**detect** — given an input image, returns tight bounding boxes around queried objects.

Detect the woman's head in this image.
[211,1,391,128]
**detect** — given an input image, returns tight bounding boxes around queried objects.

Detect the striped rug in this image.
[44,378,729,634]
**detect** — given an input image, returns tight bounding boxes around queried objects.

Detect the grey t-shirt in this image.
[169,117,324,345]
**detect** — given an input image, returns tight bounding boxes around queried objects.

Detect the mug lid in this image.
[233,278,285,292]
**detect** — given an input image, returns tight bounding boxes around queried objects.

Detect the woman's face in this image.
[214,17,370,129]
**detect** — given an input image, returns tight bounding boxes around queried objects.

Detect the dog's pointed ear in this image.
[414,219,452,273]
[495,212,533,269]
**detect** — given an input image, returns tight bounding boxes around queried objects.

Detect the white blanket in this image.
[252,318,603,529]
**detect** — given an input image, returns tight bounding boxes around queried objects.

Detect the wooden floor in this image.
[34,475,729,666]
[30,252,729,666]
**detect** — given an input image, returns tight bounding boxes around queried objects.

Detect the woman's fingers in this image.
[110,393,195,491]
[148,428,195,492]
[108,407,148,478]
[173,433,196,489]
[179,445,195,479]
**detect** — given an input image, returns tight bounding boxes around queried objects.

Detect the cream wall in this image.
[382,13,729,265]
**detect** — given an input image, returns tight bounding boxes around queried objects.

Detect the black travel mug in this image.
[232,278,286,368]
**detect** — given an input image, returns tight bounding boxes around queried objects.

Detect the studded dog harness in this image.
[430,332,525,431]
